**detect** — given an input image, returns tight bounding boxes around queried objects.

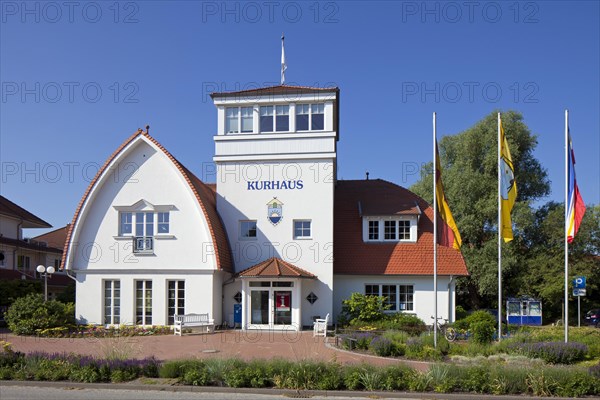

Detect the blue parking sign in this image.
[574,276,586,289]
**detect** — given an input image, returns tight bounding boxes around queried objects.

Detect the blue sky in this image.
[1,0,599,235]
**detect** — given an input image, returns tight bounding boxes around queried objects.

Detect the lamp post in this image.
[36,265,55,302]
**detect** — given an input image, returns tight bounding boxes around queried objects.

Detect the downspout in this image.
[221,274,236,327]
[14,220,23,270]
[447,275,455,322]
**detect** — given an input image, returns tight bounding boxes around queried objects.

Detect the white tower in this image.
[211,85,339,330]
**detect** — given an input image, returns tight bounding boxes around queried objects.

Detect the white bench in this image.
[174,313,215,336]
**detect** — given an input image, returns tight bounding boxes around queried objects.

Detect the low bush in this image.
[5,293,75,335]
[1,351,600,396]
[453,310,496,332]
[507,341,588,364]
[471,320,495,344]
[369,336,395,357]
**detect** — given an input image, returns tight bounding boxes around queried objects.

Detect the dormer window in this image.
[363,216,417,243]
[226,107,253,134]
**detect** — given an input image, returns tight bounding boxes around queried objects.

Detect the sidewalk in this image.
[0,329,429,371]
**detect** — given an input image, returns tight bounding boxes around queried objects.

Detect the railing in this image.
[134,236,153,253]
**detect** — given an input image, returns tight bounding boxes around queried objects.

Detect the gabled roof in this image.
[237,257,316,279]
[0,195,52,229]
[62,129,232,272]
[334,179,468,276]
[210,85,339,99]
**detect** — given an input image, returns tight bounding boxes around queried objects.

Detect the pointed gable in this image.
[62,129,232,272]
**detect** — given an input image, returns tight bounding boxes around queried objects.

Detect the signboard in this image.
[276,292,290,312]
[573,288,587,297]
[573,276,586,289]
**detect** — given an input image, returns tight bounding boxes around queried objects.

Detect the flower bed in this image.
[34,325,172,338]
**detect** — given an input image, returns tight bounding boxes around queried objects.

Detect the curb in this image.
[0,380,579,400]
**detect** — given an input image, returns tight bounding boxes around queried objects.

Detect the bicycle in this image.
[431,316,457,342]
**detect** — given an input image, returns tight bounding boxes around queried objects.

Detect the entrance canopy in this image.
[236,257,317,279]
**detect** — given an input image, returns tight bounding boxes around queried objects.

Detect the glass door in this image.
[250,290,269,325]
[273,290,292,325]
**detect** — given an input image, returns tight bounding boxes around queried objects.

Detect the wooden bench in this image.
[313,313,329,339]
[173,313,214,336]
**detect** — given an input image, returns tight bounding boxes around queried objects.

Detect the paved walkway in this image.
[0,330,429,371]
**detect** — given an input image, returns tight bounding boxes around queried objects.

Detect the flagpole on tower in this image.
[281,33,287,85]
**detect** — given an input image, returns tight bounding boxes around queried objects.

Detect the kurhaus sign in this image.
[247,180,304,190]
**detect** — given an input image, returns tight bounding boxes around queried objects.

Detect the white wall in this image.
[70,137,223,325]
[0,216,20,239]
[216,160,334,327]
[75,272,218,325]
[71,140,216,272]
[333,274,456,325]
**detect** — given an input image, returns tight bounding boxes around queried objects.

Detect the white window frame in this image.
[296,103,325,132]
[167,280,185,325]
[226,106,254,134]
[104,280,120,325]
[135,280,153,325]
[293,220,312,239]
[157,212,170,234]
[383,220,397,241]
[363,217,416,243]
[364,283,414,312]
[118,211,172,238]
[239,220,257,240]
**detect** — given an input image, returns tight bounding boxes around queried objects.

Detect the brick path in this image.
[0,329,429,371]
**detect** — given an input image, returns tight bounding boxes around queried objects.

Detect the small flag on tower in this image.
[281,33,287,85]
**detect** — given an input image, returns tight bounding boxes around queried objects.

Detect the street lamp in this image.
[36,265,55,302]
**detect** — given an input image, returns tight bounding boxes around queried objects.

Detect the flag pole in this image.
[564,109,569,343]
[281,33,286,85]
[433,112,438,348]
[498,112,502,341]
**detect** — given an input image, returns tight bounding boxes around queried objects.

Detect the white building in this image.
[63,85,468,329]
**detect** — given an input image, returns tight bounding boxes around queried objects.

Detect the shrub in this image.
[508,341,587,364]
[4,293,75,335]
[454,310,496,332]
[369,336,395,357]
[471,320,495,344]
[340,293,391,323]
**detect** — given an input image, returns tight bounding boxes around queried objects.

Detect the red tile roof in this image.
[334,179,468,276]
[237,257,316,279]
[62,129,232,273]
[210,85,339,98]
[32,224,70,250]
[0,195,52,228]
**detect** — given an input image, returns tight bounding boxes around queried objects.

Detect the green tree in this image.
[520,203,600,321]
[411,110,550,309]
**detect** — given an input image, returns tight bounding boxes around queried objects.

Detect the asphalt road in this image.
[0,384,422,400]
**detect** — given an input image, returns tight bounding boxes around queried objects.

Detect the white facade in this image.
[65,135,227,326]
[65,86,467,330]
[333,275,457,324]
[212,89,338,329]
